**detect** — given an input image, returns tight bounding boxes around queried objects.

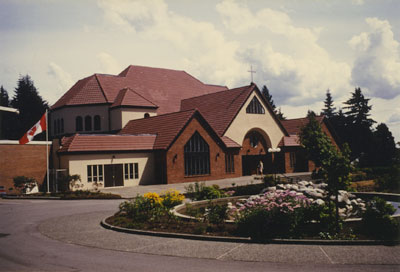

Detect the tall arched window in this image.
[60,118,64,133]
[94,115,101,131]
[85,116,92,131]
[76,116,83,132]
[184,132,210,176]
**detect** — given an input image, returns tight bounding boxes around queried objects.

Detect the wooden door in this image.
[104,164,124,187]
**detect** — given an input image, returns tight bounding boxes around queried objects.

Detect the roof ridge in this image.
[95,74,110,103]
[135,108,197,121]
[124,87,158,107]
[181,84,252,104]
[227,84,254,108]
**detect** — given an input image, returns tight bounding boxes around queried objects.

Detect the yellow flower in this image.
[144,192,163,205]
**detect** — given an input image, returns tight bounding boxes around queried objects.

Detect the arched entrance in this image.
[241,129,273,176]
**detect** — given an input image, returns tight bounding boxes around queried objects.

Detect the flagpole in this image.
[46,109,50,194]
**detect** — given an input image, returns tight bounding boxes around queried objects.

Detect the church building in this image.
[50,65,339,190]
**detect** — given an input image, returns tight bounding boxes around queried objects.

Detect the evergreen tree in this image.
[343,88,375,162]
[10,75,48,139]
[276,107,286,120]
[261,85,276,110]
[0,86,9,107]
[368,123,397,166]
[321,89,336,119]
[344,87,374,128]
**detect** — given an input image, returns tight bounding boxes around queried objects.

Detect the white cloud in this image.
[216,0,352,105]
[47,62,74,96]
[97,52,121,75]
[349,17,400,99]
[352,0,365,6]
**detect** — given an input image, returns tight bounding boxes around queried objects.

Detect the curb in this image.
[100,217,398,246]
[2,196,61,200]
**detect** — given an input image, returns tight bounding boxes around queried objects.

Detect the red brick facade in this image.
[165,116,241,184]
[0,143,49,193]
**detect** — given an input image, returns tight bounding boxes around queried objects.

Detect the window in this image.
[87,165,92,182]
[60,118,64,133]
[225,154,235,173]
[85,115,92,131]
[124,163,139,180]
[246,96,265,114]
[76,116,83,132]
[250,133,258,148]
[57,119,61,134]
[144,113,150,118]
[290,152,296,169]
[94,115,101,131]
[54,120,57,135]
[87,165,103,182]
[184,132,210,176]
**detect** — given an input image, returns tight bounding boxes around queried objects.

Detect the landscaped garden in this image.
[105,179,400,242]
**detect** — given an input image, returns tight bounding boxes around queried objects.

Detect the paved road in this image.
[0,199,399,272]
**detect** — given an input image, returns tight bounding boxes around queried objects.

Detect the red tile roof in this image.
[181,83,288,137]
[279,135,301,147]
[221,136,241,148]
[52,65,227,114]
[281,116,324,135]
[111,88,158,109]
[119,109,197,149]
[58,134,156,153]
[180,84,256,136]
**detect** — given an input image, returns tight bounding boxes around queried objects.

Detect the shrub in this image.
[13,176,37,194]
[161,189,185,209]
[233,190,311,241]
[361,197,400,240]
[143,192,163,206]
[263,175,276,187]
[119,195,166,222]
[205,202,229,225]
[185,182,225,200]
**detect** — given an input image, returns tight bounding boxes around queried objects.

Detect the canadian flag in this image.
[19,113,47,145]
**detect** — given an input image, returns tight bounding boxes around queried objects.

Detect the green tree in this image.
[299,111,352,232]
[321,89,336,119]
[0,86,9,107]
[261,85,276,110]
[10,75,48,140]
[368,123,397,166]
[343,88,375,162]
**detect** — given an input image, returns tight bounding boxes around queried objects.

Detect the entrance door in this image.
[242,154,272,176]
[104,164,124,187]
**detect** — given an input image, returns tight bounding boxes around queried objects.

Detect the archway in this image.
[241,128,273,176]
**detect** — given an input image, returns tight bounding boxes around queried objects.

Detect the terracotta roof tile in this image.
[281,116,324,135]
[111,88,158,108]
[221,136,241,148]
[181,84,256,136]
[279,135,301,147]
[52,65,227,114]
[58,134,156,153]
[119,109,197,149]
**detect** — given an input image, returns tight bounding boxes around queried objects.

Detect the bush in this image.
[119,195,167,223]
[185,182,225,200]
[205,202,229,225]
[234,191,311,241]
[361,197,400,240]
[263,175,276,187]
[13,176,37,194]
[161,189,185,209]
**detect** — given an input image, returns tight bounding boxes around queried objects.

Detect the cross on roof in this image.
[248,65,256,83]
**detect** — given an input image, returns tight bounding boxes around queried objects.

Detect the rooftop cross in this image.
[248,65,256,83]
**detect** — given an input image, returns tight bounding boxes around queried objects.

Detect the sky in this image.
[1,0,400,142]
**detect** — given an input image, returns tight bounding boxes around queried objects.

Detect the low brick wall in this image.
[0,141,51,193]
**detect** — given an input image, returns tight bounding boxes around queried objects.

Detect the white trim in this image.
[0,140,52,145]
[0,106,19,114]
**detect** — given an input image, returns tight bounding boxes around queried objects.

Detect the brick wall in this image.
[166,117,241,184]
[0,142,50,193]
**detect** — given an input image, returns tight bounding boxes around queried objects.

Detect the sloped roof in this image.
[58,134,156,153]
[281,116,324,135]
[279,135,300,147]
[119,109,197,149]
[180,84,256,136]
[221,136,241,148]
[111,88,158,109]
[52,65,227,114]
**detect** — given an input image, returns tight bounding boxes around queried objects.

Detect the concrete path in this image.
[99,172,311,198]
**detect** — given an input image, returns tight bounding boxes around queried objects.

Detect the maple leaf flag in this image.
[19,113,47,144]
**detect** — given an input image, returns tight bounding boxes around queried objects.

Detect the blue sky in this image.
[1,0,400,141]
